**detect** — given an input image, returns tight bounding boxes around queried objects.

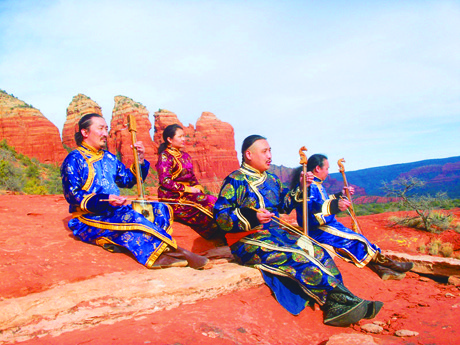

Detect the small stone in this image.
[361,323,384,334]
[419,277,430,282]
[445,293,456,298]
[373,321,387,327]
[395,329,419,337]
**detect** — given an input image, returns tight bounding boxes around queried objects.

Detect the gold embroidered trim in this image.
[80,193,95,213]
[77,215,177,248]
[165,147,183,180]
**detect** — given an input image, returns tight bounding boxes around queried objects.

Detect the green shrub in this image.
[428,239,442,255]
[23,177,47,195]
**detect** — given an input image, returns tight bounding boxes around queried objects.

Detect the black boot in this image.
[371,252,413,273]
[322,284,382,327]
[166,246,210,270]
[368,263,406,280]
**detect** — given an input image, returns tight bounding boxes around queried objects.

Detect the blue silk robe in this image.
[296,176,379,268]
[214,163,343,313]
[61,142,176,268]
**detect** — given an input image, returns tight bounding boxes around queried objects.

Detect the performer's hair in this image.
[75,113,104,146]
[307,154,328,172]
[290,154,328,189]
[290,166,303,190]
[241,134,266,157]
[158,124,183,153]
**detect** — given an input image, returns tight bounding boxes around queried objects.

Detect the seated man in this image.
[61,113,208,270]
[292,154,413,280]
[214,135,382,327]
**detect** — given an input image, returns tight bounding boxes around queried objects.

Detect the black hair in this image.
[241,134,266,158]
[307,154,328,172]
[158,124,183,153]
[290,154,328,189]
[74,113,104,146]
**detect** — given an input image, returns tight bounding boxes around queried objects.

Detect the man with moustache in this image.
[61,113,208,269]
[214,135,382,327]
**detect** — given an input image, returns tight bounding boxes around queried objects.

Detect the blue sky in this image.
[0,0,459,171]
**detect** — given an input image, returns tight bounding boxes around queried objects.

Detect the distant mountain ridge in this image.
[270,156,460,199]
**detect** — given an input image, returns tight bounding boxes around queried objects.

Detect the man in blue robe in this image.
[61,113,208,269]
[214,135,382,327]
[293,154,413,280]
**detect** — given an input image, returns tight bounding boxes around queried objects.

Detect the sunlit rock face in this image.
[63,94,103,150]
[0,90,67,164]
[107,95,155,168]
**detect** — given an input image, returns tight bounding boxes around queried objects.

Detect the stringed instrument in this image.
[337,158,363,235]
[127,114,155,222]
[299,146,308,235]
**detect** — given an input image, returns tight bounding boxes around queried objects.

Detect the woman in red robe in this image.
[155,124,223,241]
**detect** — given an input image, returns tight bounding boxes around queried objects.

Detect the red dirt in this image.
[1,195,460,345]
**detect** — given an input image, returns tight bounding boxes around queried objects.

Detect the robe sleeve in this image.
[61,153,111,214]
[214,175,260,233]
[308,183,341,226]
[155,152,186,192]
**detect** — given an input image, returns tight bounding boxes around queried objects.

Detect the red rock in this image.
[62,94,103,150]
[107,95,155,168]
[326,333,378,344]
[448,275,460,286]
[1,197,460,345]
[0,90,67,164]
[438,229,460,251]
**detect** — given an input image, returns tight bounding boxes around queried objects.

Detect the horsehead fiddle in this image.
[127,114,155,222]
[337,158,363,235]
[299,146,308,235]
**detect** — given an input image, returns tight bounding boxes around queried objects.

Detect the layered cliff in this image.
[63,94,103,149]
[0,90,67,164]
[107,96,155,167]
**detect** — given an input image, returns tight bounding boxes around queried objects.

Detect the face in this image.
[167,128,186,149]
[82,116,108,150]
[314,158,330,181]
[244,139,272,172]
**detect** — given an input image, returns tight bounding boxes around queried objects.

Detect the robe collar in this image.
[240,162,266,178]
[80,142,104,156]
[165,146,182,158]
[313,175,324,184]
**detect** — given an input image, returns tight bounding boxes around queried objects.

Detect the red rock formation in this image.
[107,96,155,168]
[153,110,239,194]
[0,90,67,164]
[63,94,103,150]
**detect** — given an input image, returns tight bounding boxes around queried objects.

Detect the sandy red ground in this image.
[1,195,460,345]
